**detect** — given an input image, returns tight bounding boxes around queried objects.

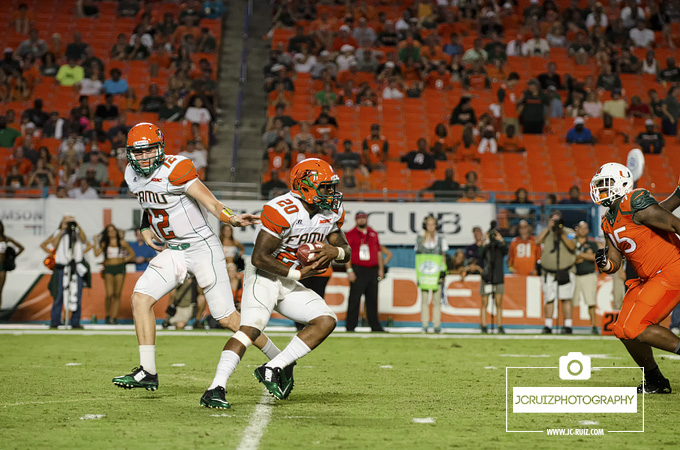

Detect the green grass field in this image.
[1,330,679,450]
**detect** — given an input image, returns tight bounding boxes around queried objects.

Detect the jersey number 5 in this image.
[150,209,176,240]
[608,226,636,254]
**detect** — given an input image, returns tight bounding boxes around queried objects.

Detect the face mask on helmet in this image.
[589,163,633,207]
[295,173,343,211]
[127,141,164,176]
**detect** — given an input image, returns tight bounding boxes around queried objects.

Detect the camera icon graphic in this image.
[559,352,591,380]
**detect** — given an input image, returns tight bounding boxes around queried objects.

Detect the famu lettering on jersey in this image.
[135,191,169,204]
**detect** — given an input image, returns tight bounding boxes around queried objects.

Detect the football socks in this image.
[266,336,311,370]
[139,345,156,375]
[209,350,241,390]
[260,338,282,360]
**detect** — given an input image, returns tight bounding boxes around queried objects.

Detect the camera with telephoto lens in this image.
[551,218,564,233]
[67,221,77,231]
[488,221,501,242]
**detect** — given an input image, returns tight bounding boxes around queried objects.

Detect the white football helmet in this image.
[590,162,634,207]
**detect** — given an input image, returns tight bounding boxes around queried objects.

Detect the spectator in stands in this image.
[585,2,608,29]
[77,67,103,96]
[58,133,85,164]
[156,95,181,122]
[311,114,337,141]
[179,140,208,174]
[640,50,661,76]
[626,95,652,118]
[382,77,405,99]
[127,26,152,60]
[15,135,39,165]
[602,89,628,118]
[538,62,562,90]
[636,119,665,154]
[184,97,212,124]
[449,95,477,126]
[546,22,566,48]
[139,84,165,113]
[498,125,525,152]
[9,146,33,175]
[356,50,378,73]
[648,89,664,119]
[401,138,436,170]
[506,34,525,57]
[377,20,400,47]
[43,112,65,139]
[462,38,488,64]
[568,32,592,65]
[477,125,498,154]
[291,121,313,150]
[261,169,287,199]
[629,20,655,48]
[661,85,680,136]
[13,3,33,34]
[92,94,117,122]
[16,28,48,61]
[462,59,491,90]
[424,168,460,202]
[353,17,377,48]
[546,86,564,118]
[65,31,89,62]
[615,48,639,74]
[522,32,550,57]
[4,165,24,188]
[107,114,130,141]
[69,178,98,199]
[566,117,594,144]
[102,68,129,95]
[507,219,540,276]
[310,51,337,79]
[458,184,486,202]
[202,1,226,19]
[262,118,291,148]
[263,137,289,174]
[484,32,507,65]
[443,33,464,57]
[196,27,217,53]
[110,34,128,60]
[333,25,358,52]
[596,64,622,92]
[55,57,84,87]
[288,25,314,54]
[362,124,388,171]
[40,52,59,77]
[518,79,548,134]
[22,99,48,129]
[77,151,108,187]
[659,58,680,83]
[335,139,362,171]
[583,91,603,118]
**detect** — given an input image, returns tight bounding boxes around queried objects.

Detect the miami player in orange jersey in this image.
[591,162,680,393]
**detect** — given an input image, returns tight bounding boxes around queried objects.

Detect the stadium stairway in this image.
[210,0,269,186]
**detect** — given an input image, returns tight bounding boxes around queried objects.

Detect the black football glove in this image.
[595,246,609,270]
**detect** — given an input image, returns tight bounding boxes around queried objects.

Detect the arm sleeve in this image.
[140,210,150,230]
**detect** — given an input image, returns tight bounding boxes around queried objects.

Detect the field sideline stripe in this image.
[237,392,274,450]
[0,329,619,340]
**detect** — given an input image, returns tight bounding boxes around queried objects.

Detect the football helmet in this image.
[126,122,165,176]
[290,158,342,211]
[590,162,634,207]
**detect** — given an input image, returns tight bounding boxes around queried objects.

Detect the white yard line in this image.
[236,391,275,450]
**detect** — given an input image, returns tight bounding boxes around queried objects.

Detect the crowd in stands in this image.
[0,1,226,197]
[260,0,680,201]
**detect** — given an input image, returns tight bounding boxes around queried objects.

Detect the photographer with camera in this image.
[480,222,508,334]
[536,210,576,334]
[40,215,91,329]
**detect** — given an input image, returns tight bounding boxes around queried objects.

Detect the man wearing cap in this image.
[635,120,665,154]
[345,211,386,332]
[332,25,358,52]
[566,117,594,144]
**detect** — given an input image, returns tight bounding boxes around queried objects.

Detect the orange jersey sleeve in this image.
[168,158,198,186]
[261,204,291,236]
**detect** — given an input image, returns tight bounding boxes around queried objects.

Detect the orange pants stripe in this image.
[614,267,680,340]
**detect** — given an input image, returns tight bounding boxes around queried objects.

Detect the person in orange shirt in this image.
[594,112,629,145]
[311,115,337,141]
[497,125,526,152]
[332,25,359,52]
[437,11,457,40]
[420,36,447,64]
[458,185,486,202]
[426,62,452,90]
[497,72,521,134]
[264,138,290,173]
[268,81,293,107]
[592,163,680,393]
[108,154,127,190]
[13,3,34,35]
[507,220,540,275]
[361,123,388,170]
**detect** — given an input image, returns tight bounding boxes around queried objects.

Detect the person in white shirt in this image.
[395,10,411,34]
[641,50,660,75]
[77,68,103,96]
[293,47,317,74]
[382,77,404,99]
[178,140,208,172]
[620,0,646,29]
[522,33,550,57]
[352,18,376,48]
[184,97,211,124]
[335,45,356,71]
[506,35,525,56]
[68,178,99,199]
[585,4,608,29]
[629,20,655,47]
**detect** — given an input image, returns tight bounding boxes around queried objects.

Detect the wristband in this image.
[346,268,354,273]
[287,267,301,280]
[335,246,345,261]
[674,186,680,200]
[220,206,235,224]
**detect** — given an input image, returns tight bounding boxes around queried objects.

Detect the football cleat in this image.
[254,364,288,400]
[562,327,573,335]
[591,326,599,335]
[200,386,231,409]
[480,325,488,334]
[498,326,506,334]
[112,366,158,391]
[281,362,296,399]
[637,378,672,394]
[541,326,552,334]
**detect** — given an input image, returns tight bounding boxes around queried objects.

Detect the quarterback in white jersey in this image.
[112,123,286,410]
[205,158,351,404]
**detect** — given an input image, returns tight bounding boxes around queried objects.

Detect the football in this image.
[296,243,325,267]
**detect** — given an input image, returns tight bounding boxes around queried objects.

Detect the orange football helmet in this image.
[126,122,165,176]
[290,158,342,211]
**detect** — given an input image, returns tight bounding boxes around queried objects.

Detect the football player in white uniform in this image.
[203,158,351,404]
[112,123,286,409]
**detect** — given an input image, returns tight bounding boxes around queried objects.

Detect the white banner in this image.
[0,198,495,246]
[512,387,637,414]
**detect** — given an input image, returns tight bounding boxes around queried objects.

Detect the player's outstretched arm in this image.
[186,179,260,227]
[659,180,680,212]
[251,231,325,280]
[309,230,351,268]
[635,203,680,235]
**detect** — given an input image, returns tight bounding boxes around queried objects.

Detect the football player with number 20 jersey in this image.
[591,162,680,394]
[206,158,351,403]
[112,123,286,410]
